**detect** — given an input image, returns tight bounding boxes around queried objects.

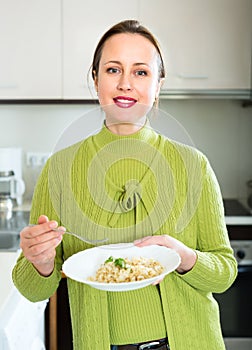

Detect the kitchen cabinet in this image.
[0,0,251,100]
[0,0,61,99]
[62,0,139,99]
[139,0,252,96]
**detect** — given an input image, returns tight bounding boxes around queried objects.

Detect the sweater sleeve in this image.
[177,155,238,293]
[12,159,63,302]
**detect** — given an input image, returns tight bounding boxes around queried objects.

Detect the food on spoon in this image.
[88,256,164,283]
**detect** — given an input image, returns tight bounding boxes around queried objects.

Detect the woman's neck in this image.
[105,117,147,136]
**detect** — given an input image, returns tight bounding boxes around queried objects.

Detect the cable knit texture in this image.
[12,123,237,350]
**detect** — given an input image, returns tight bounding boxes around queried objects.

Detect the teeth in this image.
[117,99,129,103]
[116,98,134,103]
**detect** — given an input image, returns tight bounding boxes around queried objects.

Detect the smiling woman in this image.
[93,32,164,134]
[12,19,237,350]
[91,20,165,135]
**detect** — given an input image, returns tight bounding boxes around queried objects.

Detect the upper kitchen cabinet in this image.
[62,0,139,100]
[139,0,252,97]
[0,0,61,99]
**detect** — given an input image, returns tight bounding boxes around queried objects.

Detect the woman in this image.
[13,20,237,350]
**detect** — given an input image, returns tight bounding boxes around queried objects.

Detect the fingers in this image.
[134,235,168,247]
[20,221,62,248]
[20,218,64,273]
[38,215,49,225]
[134,234,197,274]
[22,230,62,254]
[134,236,152,246]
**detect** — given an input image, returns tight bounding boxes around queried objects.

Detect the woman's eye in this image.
[135,70,148,77]
[107,67,119,74]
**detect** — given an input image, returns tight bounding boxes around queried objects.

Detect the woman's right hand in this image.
[20,215,64,277]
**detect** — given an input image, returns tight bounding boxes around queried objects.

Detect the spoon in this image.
[54,228,108,245]
[28,224,108,245]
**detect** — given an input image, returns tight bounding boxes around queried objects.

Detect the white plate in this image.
[62,244,181,292]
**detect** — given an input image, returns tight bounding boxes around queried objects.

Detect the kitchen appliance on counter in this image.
[214,199,252,350]
[214,238,252,350]
[0,170,25,221]
[0,148,25,208]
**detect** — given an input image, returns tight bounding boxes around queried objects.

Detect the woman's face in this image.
[94,33,163,128]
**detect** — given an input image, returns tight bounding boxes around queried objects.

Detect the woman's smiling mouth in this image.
[113,96,137,108]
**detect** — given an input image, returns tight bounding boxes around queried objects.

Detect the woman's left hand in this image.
[134,235,197,277]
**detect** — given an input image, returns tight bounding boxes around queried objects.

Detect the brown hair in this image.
[91,19,165,82]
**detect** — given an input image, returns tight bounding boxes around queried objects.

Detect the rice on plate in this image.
[88,255,164,283]
[62,243,181,292]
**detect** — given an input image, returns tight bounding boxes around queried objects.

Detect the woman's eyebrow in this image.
[103,60,121,65]
[134,62,150,67]
[104,60,150,67]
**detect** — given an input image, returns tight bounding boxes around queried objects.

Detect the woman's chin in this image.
[102,103,151,128]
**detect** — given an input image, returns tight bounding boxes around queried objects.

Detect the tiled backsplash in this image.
[0,99,251,204]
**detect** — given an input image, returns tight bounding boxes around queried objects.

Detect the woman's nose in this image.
[117,73,133,91]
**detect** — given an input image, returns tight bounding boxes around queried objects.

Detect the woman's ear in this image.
[153,78,165,108]
[155,78,165,98]
[93,70,98,92]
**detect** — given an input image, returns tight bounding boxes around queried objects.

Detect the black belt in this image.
[111,337,169,350]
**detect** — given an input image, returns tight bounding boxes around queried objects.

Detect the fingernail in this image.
[49,221,58,228]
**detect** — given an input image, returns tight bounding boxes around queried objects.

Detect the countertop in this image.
[13,200,32,212]
[225,216,252,225]
[0,199,251,253]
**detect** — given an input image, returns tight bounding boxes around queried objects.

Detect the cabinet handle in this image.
[177,74,208,80]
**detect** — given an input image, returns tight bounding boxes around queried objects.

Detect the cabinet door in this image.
[139,0,252,91]
[62,0,139,99]
[0,0,61,99]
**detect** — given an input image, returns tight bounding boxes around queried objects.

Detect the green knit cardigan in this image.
[13,124,237,350]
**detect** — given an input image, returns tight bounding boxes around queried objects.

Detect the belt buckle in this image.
[138,341,160,350]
